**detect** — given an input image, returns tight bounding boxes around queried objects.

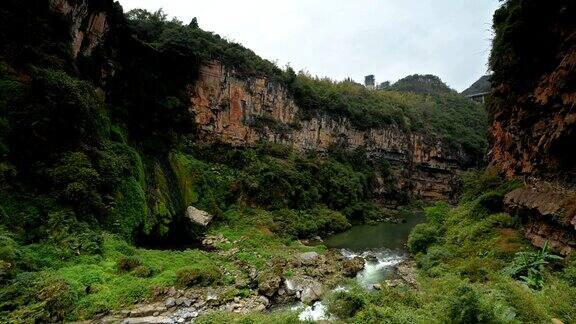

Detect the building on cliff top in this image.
[364,75,376,90]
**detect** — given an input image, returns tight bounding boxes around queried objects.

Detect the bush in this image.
[408,223,439,254]
[118,255,142,272]
[417,246,452,272]
[343,202,385,224]
[328,291,365,319]
[446,285,492,324]
[133,265,153,278]
[504,242,563,290]
[176,266,221,287]
[1,272,78,323]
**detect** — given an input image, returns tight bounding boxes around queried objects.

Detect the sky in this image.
[118,0,501,92]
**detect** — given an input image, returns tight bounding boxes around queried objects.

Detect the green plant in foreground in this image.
[504,241,563,289]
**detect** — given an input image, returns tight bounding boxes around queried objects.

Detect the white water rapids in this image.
[294,247,406,321]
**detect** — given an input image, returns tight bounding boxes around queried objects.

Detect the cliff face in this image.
[190,62,467,203]
[40,0,472,205]
[50,0,110,58]
[489,0,576,255]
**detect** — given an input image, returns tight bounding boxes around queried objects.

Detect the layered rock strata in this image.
[190,61,469,203]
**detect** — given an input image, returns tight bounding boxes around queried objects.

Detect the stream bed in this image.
[297,211,426,321]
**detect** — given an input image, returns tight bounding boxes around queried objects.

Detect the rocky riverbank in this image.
[94,243,365,323]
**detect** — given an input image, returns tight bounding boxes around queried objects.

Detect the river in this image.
[324,211,425,288]
[297,211,425,321]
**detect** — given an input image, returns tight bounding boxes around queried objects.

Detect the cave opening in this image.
[134,217,205,251]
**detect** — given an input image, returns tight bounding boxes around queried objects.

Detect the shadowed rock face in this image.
[189,61,470,203]
[488,0,576,255]
[50,0,109,58]
[504,183,576,256]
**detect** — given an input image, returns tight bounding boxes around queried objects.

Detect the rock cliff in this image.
[489,0,576,255]
[50,0,110,58]
[190,61,468,203]
[44,0,474,205]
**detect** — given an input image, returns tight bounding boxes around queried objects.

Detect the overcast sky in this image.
[118,0,500,92]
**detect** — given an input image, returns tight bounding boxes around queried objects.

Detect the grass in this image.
[0,206,324,322]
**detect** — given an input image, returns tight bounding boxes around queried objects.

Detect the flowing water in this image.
[325,211,425,288]
[297,211,425,321]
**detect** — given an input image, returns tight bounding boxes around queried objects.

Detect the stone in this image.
[298,252,320,266]
[365,254,378,263]
[300,281,324,304]
[167,287,177,297]
[202,234,229,249]
[235,277,249,289]
[395,261,418,286]
[186,206,213,227]
[122,316,172,324]
[283,276,325,304]
[164,298,176,308]
[175,297,192,307]
[257,272,281,297]
[373,283,382,290]
[129,305,166,317]
[258,295,269,306]
[343,256,365,277]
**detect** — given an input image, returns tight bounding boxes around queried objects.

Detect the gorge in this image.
[0,0,575,323]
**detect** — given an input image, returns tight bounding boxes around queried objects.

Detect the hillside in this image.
[462,75,491,96]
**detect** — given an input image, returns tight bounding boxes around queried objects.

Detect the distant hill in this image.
[462,75,491,96]
[389,74,455,95]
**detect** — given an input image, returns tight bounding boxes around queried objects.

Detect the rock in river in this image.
[342,256,365,277]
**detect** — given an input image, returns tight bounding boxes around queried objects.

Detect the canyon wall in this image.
[50,0,110,58]
[45,0,472,204]
[190,61,467,203]
[489,0,576,255]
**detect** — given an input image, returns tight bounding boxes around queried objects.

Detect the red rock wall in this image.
[189,61,468,203]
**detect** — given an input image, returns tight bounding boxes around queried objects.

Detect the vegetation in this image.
[290,73,488,161]
[0,0,495,322]
[124,9,488,160]
[126,9,283,78]
[321,170,576,323]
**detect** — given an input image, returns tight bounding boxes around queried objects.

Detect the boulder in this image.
[298,251,320,266]
[284,276,325,304]
[186,206,213,227]
[343,256,365,277]
[257,272,281,297]
[164,297,176,308]
[300,281,324,304]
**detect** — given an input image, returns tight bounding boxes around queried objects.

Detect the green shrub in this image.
[408,223,439,254]
[417,246,452,272]
[328,291,365,319]
[176,266,221,287]
[504,242,563,290]
[562,258,576,286]
[343,202,385,224]
[1,272,78,323]
[132,265,153,278]
[446,285,492,324]
[118,255,142,272]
